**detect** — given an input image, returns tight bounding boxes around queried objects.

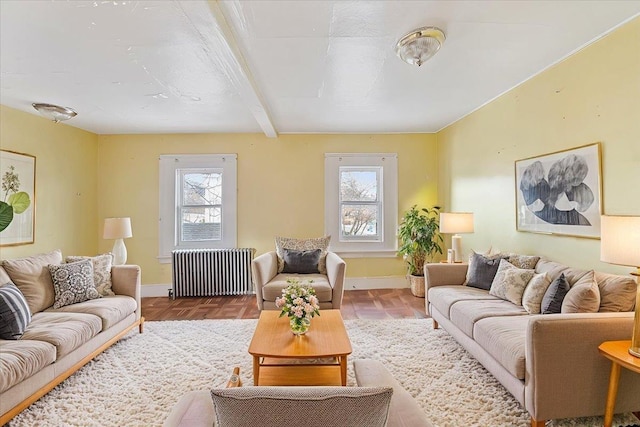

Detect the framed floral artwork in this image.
[515,143,602,239]
[0,150,36,246]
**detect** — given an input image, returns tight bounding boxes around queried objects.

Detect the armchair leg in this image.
[433,319,439,329]
[531,418,545,427]
[139,317,145,333]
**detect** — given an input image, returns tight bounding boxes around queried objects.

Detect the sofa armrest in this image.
[111,265,141,319]
[525,312,640,421]
[251,251,278,310]
[354,359,432,427]
[424,263,467,315]
[326,252,346,309]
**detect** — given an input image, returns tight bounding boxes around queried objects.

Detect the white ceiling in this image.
[1,1,639,136]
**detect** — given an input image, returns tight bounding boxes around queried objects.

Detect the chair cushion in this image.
[21,312,102,358]
[428,285,498,320]
[262,274,332,302]
[210,386,392,427]
[0,338,56,393]
[46,295,137,330]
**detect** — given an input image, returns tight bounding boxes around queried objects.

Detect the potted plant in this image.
[397,205,443,297]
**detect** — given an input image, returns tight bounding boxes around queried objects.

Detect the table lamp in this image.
[600,215,640,358]
[439,212,474,263]
[103,217,132,265]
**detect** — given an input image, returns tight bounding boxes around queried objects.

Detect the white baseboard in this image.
[141,276,408,297]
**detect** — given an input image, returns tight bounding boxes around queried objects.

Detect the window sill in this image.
[333,250,398,259]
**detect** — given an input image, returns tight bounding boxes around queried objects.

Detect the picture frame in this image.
[0,150,36,246]
[515,142,602,239]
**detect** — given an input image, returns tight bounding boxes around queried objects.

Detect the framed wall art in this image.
[0,150,36,246]
[515,142,602,239]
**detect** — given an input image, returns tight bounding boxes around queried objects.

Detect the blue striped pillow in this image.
[0,282,32,339]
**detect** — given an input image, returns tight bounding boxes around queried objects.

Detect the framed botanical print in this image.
[0,150,36,246]
[515,143,602,239]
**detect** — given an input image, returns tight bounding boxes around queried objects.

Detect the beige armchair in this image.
[251,251,346,310]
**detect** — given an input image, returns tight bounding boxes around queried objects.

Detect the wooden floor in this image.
[141,288,427,321]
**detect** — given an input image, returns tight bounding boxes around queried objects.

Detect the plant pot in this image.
[408,274,425,298]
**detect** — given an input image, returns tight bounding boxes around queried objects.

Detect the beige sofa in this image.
[164,359,432,427]
[425,259,640,426]
[0,255,143,425]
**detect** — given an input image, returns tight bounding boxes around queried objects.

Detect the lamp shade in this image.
[440,213,474,234]
[600,215,640,267]
[103,217,133,240]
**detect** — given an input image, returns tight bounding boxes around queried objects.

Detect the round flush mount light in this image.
[32,103,78,123]
[395,26,446,67]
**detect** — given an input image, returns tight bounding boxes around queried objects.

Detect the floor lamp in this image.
[439,212,474,263]
[103,217,133,266]
[600,215,640,358]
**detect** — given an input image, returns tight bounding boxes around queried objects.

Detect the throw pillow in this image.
[507,254,540,270]
[489,259,535,305]
[66,253,115,296]
[2,249,63,314]
[210,386,392,427]
[275,236,331,274]
[282,248,322,274]
[596,271,637,312]
[0,283,32,340]
[541,273,570,314]
[49,259,100,309]
[466,252,508,291]
[561,270,600,313]
[521,273,552,314]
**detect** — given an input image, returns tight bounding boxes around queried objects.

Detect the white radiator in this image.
[171,248,256,298]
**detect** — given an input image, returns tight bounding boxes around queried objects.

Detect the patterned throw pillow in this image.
[49,259,100,309]
[541,273,570,314]
[275,236,331,274]
[66,253,115,296]
[0,283,32,340]
[507,254,540,270]
[466,252,508,290]
[522,273,552,314]
[489,259,535,305]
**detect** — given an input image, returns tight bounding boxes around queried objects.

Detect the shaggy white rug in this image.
[8,318,638,427]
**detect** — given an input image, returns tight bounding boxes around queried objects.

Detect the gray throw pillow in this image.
[282,248,322,274]
[210,386,392,427]
[0,283,32,339]
[49,259,100,309]
[541,273,570,314]
[466,252,508,290]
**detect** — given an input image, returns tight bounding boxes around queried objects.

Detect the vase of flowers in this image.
[275,278,320,335]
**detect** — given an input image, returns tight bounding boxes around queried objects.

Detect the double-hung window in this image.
[158,154,237,262]
[325,153,398,255]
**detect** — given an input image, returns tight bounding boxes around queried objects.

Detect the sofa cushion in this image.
[2,249,63,314]
[449,299,528,338]
[262,274,332,303]
[473,316,532,380]
[275,236,331,274]
[562,270,600,313]
[596,271,637,312]
[47,295,137,330]
[0,283,31,339]
[66,253,115,296]
[210,386,393,427]
[466,252,508,290]
[428,285,499,320]
[521,273,552,314]
[21,312,102,358]
[489,259,535,306]
[281,248,321,274]
[49,259,100,309]
[0,338,56,393]
[541,273,570,314]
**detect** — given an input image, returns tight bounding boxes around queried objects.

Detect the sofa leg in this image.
[531,418,545,427]
[139,316,145,333]
[433,319,439,329]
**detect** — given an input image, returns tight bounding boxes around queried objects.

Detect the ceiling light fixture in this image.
[32,103,77,123]
[395,26,446,67]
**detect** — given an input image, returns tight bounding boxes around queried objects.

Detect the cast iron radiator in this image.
[171,248,256,298]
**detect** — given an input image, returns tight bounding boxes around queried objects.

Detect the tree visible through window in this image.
[340,168,381,240]
[180,170,222,242]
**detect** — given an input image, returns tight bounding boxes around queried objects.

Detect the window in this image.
[159,155,237,261]
[325,153,397,255]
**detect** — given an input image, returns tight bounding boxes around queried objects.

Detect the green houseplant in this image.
[397,205,443,297]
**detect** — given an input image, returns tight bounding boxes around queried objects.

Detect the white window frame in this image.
[325,153,398,257]
[158,154,237,263]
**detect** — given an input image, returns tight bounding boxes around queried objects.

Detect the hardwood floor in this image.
[141,288,428,321]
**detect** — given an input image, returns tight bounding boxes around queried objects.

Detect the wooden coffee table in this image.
[248,309,352,386]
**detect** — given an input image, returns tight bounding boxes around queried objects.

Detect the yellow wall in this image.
[437,17,640,275]
[0,105,99,259]
[97,133,438,284]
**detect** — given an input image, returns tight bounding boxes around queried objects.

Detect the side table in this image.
[598,340,640,427]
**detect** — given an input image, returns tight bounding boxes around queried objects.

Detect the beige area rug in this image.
[8,318,639,427]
